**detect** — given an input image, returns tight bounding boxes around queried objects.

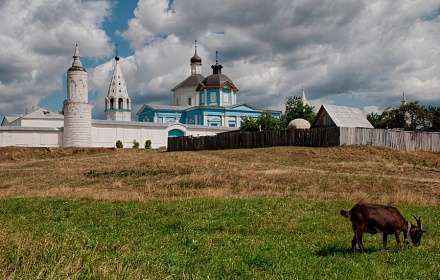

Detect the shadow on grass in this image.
[315,245,382,257]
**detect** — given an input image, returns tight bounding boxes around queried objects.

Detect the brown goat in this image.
[341,202,426,253]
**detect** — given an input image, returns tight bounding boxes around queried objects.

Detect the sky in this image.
[1,0,440,120]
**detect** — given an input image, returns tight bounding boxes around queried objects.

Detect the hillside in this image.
[0,146,439,205]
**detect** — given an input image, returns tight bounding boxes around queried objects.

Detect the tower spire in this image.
[194,39,197,55]
[71,43,84,69]
[301,86,309,106]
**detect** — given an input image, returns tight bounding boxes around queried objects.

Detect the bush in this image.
[132,140,139,149]
[144,140,152,149]
[116,140,123,148]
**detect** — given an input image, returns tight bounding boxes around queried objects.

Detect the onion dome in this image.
[191,53,202,64]
[190,39,202,64]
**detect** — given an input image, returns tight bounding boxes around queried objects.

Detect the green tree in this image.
[368,102,440,132]
[240,112,281,131]
[366,111,385,128]
[427,106,440,132]
[402,102,427,131]
[257,112,281,131]
[240,116,259,131]
[280,96,315,128]
[381,106,406,129]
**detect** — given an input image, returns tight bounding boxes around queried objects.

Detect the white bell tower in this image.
[63,44,92,147]
[105,51,131,121]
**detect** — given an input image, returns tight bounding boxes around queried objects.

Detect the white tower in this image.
[105,52,131,121]
[401,93,407,106]
[63,44,92,147]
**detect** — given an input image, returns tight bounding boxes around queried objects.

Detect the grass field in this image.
[0,146,439,279]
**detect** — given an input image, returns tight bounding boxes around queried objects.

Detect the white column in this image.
[223,115,228,127]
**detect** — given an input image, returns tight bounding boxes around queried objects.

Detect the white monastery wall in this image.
[0,127,62,147]
[91,120,235,149]
[0,120,235,149]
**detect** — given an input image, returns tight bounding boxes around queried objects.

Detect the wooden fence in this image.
[340,128,440,152]
[168,128,335,151]
[168,127,440,152]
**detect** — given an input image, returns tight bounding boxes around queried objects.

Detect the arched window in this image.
[110,98,115,109]
[118,98,123,109]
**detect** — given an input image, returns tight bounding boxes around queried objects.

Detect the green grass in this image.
[1,198,439,279]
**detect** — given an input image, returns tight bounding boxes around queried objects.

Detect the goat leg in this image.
[355,230,365,253]
[394,231,402,251]
[352,236,357,254]
[383,233,388,250]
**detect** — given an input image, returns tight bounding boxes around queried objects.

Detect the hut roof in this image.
[311,104,373,128]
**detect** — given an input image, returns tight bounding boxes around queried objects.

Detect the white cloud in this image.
[0,0,112,116]
[2,0,440,120]
[114,0,440,115]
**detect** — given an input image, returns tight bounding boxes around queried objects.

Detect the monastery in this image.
[0,44,281,148]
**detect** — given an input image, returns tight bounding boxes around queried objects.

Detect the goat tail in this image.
[340,210,350,218]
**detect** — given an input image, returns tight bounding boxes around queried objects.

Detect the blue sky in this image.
[1,0,440,120]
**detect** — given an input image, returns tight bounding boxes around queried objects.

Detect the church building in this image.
[137,42,281,128]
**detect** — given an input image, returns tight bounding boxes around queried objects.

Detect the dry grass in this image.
[0,145,439,205]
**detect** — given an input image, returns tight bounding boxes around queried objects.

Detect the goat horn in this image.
[412,215,422,228]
